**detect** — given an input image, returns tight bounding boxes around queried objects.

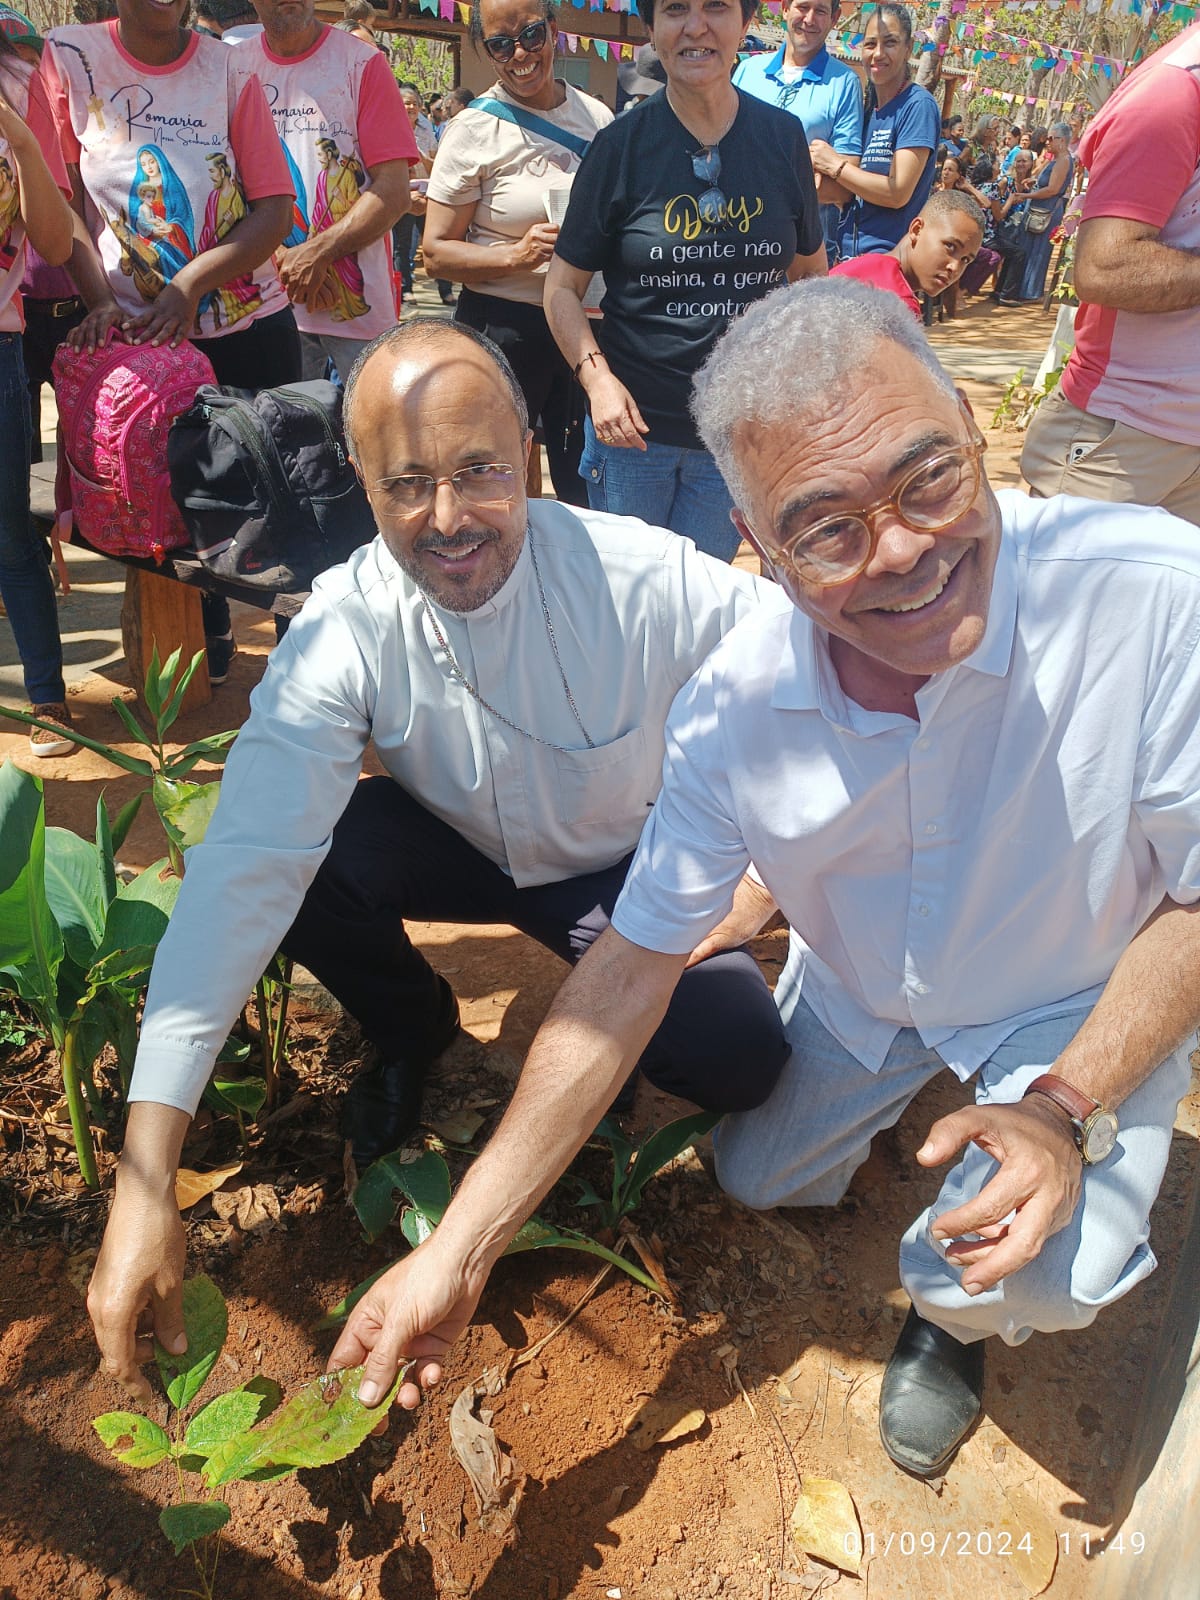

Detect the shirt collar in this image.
[765,43,831,82]
[769,524,1019,714]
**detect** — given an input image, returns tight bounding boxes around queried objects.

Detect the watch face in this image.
[1082,1110,1119,1163]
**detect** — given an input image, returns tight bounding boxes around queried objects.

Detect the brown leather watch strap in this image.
[1024,1073,1100,1124]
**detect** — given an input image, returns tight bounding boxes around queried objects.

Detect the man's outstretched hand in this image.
[916,1097,1082,1295]
[329,1240,486,1410]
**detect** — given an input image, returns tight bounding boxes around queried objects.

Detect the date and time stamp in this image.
[841,1528,1147,1561]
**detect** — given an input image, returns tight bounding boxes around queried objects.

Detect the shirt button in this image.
[915,737,931,751]
[924,822,937,836]
[590,468,599,479]
[917,904,930,917]
[913,982,930,996]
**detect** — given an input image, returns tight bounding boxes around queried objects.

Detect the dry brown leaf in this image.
[430,1110,486,1145]
[1001,1485,1059,1595]
[619,1223,676,1302]
[211,1183,282,1233]
[449,1378,526,1540]
[623,1397,707,1452]
[174,1161,243,1212]
[602,1484,630,1520]
[790,1476,862,1576]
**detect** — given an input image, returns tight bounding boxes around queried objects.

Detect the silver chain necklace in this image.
[421,531,596,752]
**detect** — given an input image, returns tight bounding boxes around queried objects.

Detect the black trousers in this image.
[453,287,587,508]
[283,777,790,1114]
[22,296,85,464]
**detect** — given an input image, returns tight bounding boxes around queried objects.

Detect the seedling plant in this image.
[94,1274,402,1600]
[319,1110,719,1328]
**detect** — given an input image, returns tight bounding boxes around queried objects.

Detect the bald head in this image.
[343,320,529,462]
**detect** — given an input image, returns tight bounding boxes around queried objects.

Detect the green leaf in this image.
[203,1073,267,1119]
[502,1217,661,1294]
[0,763,65,1028]
[157,649,205,738]
[620,1112,720,1217]
[90,859,180,980]
[0,709,154,776]
[109,789,146,855]
[203,1364,403,1488]
[352,1149,452,1245]
[184,1387,272,1453]
[142,645,166,723]
[156,1275,227,1411]
[310,1265,389,1332]
[111,694,151,750]
[44,827,107,969]
[171,730,239,766]
[158,1500,230,1556]
[95,795,118,907]
[153,776,221,853]
[93,1411,172,1467]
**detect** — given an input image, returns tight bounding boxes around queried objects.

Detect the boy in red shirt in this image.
[832,190,984,318]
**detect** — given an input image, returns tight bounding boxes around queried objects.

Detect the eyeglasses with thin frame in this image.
[373,462,518,519]
[691,145,729,229]
[751,426,988,587]
[483,18,549,62]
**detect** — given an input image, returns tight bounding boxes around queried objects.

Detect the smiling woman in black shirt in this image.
[545,0,825,561]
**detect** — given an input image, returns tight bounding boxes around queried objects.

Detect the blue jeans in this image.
[580,415,741,563]
[0,334,64,704]
[714,978,1191,1347]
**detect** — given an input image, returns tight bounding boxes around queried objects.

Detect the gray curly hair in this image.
[691,278,957,512]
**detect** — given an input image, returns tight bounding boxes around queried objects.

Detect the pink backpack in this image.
[53,333,216,562]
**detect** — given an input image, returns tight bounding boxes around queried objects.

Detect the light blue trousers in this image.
[714,975,1191,1348]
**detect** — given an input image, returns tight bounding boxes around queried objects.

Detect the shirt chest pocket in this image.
[553,726,652,827]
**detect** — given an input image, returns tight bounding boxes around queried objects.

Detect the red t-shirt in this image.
[1061,22,1200,446]
[830,251,922,320]
[0,63,71,333]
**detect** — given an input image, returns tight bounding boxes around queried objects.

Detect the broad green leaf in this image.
[204,1073,267,1119]
[311,1264,390,1332]
[153,775,221,853]
[203,1364,403,1487]
[93,1411,171,1468]
[109,789,146,855]
[217,1034,252,1065]
[0,763,64,1024]
[91,860,180,977]
[87,943,161,993]
[0,709,153,776]
[353,1149,452,1244]
[185,1387,272,1453]
[44,828,107,969]
[620,1112,720,1217]
[172,730,239,766]
[159,1499,230,1555]
[71,989,137,1089]
[502,1217,660,1294]
[156,1275,227,1411]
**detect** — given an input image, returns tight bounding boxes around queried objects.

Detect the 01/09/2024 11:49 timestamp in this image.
[843,1529,1147,1559]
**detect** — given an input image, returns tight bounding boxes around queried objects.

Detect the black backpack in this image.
[167,380,375,593]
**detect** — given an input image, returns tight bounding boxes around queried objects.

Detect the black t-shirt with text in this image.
[556,90,822,450]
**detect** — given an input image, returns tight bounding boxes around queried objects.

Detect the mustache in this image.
[413,527,499,555]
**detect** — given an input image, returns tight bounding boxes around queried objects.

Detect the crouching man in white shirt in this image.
[324,280,1200,1483]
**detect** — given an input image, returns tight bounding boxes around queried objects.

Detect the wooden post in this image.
[121,569,212,712]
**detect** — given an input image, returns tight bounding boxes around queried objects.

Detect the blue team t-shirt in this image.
[840,81,939,257]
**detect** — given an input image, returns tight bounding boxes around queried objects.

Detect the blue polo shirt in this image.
[733,45,863,155]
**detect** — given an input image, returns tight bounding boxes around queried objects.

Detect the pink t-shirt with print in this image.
[0,62,70,333]
[240,25,416,341]
[40,21,290,339]
[1061,23,1200,447]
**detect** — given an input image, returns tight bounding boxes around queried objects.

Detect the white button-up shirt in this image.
[613,491,1200,1080]
[131,501,787,1114]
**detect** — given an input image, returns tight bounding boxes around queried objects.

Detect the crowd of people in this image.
[5,0,1199,1515]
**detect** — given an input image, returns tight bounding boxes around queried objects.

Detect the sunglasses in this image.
[691,146,729,229]
[483,19,550,62]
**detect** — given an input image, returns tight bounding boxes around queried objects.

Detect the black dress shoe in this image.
[879,1307,985,1477]
[341,991,461,1168]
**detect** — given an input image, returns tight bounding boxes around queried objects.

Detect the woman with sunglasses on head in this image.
[421,0,612,505]
[807,2,938,262]
[545,0,825,560]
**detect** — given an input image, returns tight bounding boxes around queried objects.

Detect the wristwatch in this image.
[1023,1074,1119,1165]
